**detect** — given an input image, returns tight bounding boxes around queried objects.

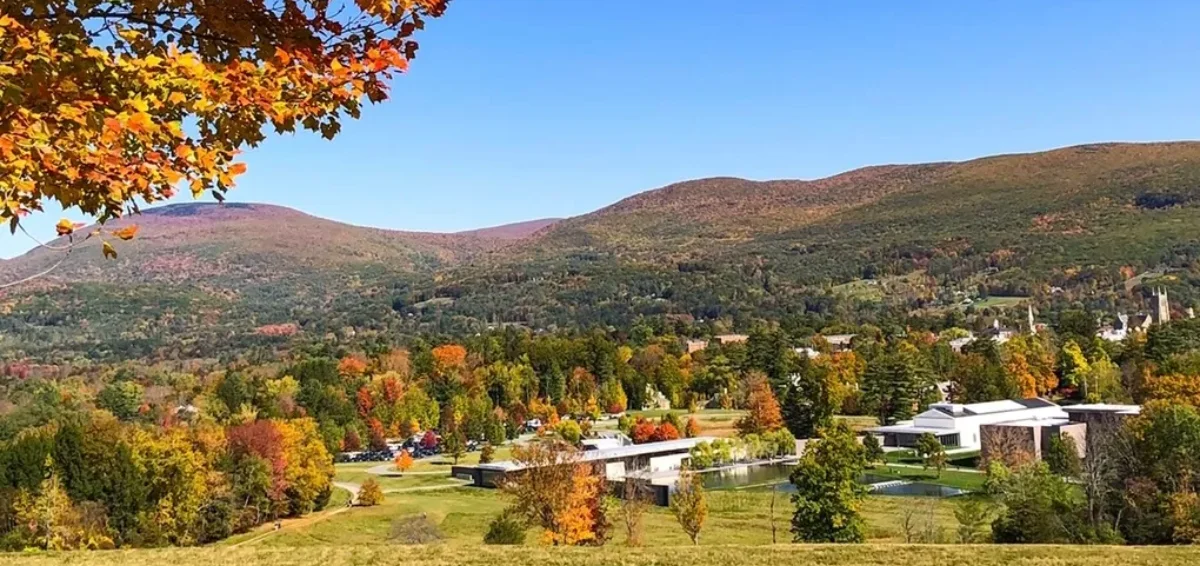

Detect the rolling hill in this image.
[5,141,1200,360]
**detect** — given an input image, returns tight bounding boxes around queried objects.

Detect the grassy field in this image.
[215,484,965,549]
[623,409,746,438]
[7,543,1200,566]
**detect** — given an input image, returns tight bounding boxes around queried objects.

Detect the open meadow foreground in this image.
[3,544,1199,566]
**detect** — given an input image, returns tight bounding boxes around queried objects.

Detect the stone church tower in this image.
[1154,288,1171,324]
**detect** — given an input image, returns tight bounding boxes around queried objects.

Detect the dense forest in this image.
[5,309,1200,547]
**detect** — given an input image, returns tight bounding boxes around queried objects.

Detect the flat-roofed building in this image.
[452,437,718,491]
[869,398,1065,450]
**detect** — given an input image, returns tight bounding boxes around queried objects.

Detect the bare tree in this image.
[901,505,919,543]
[619,479,650,547]
[980,425,1035,469]
[1080,413,1135,532]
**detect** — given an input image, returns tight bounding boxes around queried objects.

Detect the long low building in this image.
[870,398,1065,451]
[452,436,718,490]
[869,399,1141,463]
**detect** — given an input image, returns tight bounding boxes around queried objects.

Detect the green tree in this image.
[96,381,144,421]
[861,349,933,425]
[990,463,1099,543]
[480,443,496,465]
[1043,435,1081,477]
[483,511,527,545]
[915,433,947,477]
[443,429,467,465]
[556,420,583,445]
[861,434,885,465]
[789,421,868,542]
[954,498,995,543]
[781,362,836,439]
[689,442,715,470]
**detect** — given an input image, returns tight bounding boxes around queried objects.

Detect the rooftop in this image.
[929,398,1057,417]
[989,417,1072,428]
[870,423,961,435]
[477,436,718,472]
[1062,404,1141,415]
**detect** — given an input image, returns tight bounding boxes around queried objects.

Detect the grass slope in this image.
[5,544,1199,566]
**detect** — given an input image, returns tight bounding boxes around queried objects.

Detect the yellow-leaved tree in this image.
[0,0,449,262]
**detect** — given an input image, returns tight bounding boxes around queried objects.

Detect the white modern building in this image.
[453,436,718,489]
[869,398,1066,450]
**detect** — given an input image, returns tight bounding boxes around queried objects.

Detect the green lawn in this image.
[866,465,986,492]
[10,544,1200,566]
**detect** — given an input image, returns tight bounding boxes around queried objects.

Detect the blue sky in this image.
[7,0,1200,258]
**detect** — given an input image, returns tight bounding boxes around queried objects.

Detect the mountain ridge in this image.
[5,141,1200,361]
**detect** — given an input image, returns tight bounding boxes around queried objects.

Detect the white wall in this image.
[648,453,689,473]
[605,461,626,480]
[913,406,1066,451]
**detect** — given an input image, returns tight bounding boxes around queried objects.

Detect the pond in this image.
[701,464,967,497]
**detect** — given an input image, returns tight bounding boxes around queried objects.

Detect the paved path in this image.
[365,463,452,476]
[332,481,362,504]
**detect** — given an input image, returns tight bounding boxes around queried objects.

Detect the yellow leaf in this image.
[55,218,76,236]
[130,99,149,112]
[167,92,187,105]
[112,225,139,240]
[102,241,117,259]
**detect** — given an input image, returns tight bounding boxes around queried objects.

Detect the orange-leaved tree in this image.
[395,449,414,473]
[0,0,449,255]
[736,373,784,435]
[500,440,609,546]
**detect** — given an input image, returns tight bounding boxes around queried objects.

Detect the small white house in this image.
[870,398,1066,451]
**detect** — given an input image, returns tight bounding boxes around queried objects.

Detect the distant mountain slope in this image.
[0,203,556,286]
[0,203,555,361]
[5,141,1200,361]
[436,142,1200,327]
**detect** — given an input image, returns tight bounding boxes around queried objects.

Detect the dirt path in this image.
[229,479,469,549]
[227,500,353,548]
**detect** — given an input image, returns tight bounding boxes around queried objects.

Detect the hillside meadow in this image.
[3,544,1199,566]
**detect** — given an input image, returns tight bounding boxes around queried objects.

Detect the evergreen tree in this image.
[781,363,835,439]
[861,349,933,425]
[861,434,885,465]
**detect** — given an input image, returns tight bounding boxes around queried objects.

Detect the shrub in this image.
[390,514,444,544]
[480,443,496,464]
[652,422,680,442]
[1044,434,1081,477]
[684,417,701,438]
[483,512,527,545]
[357,478,384,507]
[556,420,583,444]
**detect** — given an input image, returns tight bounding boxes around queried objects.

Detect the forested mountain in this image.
[5,142,1200,361]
